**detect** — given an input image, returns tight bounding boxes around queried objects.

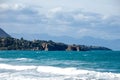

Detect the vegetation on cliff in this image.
[0,37,111,51]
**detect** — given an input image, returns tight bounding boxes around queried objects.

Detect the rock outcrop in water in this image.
[0,37,111,51]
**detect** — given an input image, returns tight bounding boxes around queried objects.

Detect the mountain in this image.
[0,28,11,38]
[10,33,120,50]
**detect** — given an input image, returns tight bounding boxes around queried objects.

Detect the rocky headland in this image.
[0,28,111,51]
[0,37,111,51]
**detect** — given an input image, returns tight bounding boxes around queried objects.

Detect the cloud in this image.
[0,4,120,40]
[44,8,120,39]
[0,3,25,11]
[49,7,62,13]
[0,4,44,24]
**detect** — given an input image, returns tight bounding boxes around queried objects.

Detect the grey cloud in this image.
[0,5,120,39]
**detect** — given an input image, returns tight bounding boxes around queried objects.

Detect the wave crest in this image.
[0,63,120,80]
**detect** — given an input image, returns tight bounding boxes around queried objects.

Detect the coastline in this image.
[0,37,111,51]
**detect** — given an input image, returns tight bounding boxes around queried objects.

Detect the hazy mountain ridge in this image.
[0,28,11,38]
[10,33,120,50]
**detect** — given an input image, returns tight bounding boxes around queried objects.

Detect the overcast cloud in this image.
[0,0,120,40]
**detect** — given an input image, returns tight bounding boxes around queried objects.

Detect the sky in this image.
[0,0,120,40]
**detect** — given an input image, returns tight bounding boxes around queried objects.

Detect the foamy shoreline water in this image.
[0,51,120,80]
[0,63,120,80]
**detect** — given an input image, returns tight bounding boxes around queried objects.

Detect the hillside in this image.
[0,37,111,51]
[0,28,111,51]
[10,33,120,50]
[0,28,11,37]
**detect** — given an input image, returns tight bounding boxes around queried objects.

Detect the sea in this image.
[0,51,120,80]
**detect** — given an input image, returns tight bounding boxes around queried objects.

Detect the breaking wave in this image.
[0,63,120,80]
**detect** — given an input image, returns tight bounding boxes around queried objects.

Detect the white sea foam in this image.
[0,58,34,62]
[37,66,88,75]
[16,58,34,61]
[0,63,120,80]
[0,64,36,71]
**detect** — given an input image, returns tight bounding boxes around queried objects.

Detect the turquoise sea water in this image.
[0,51,120,80]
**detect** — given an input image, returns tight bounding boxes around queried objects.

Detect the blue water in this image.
[0,51,120,80]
